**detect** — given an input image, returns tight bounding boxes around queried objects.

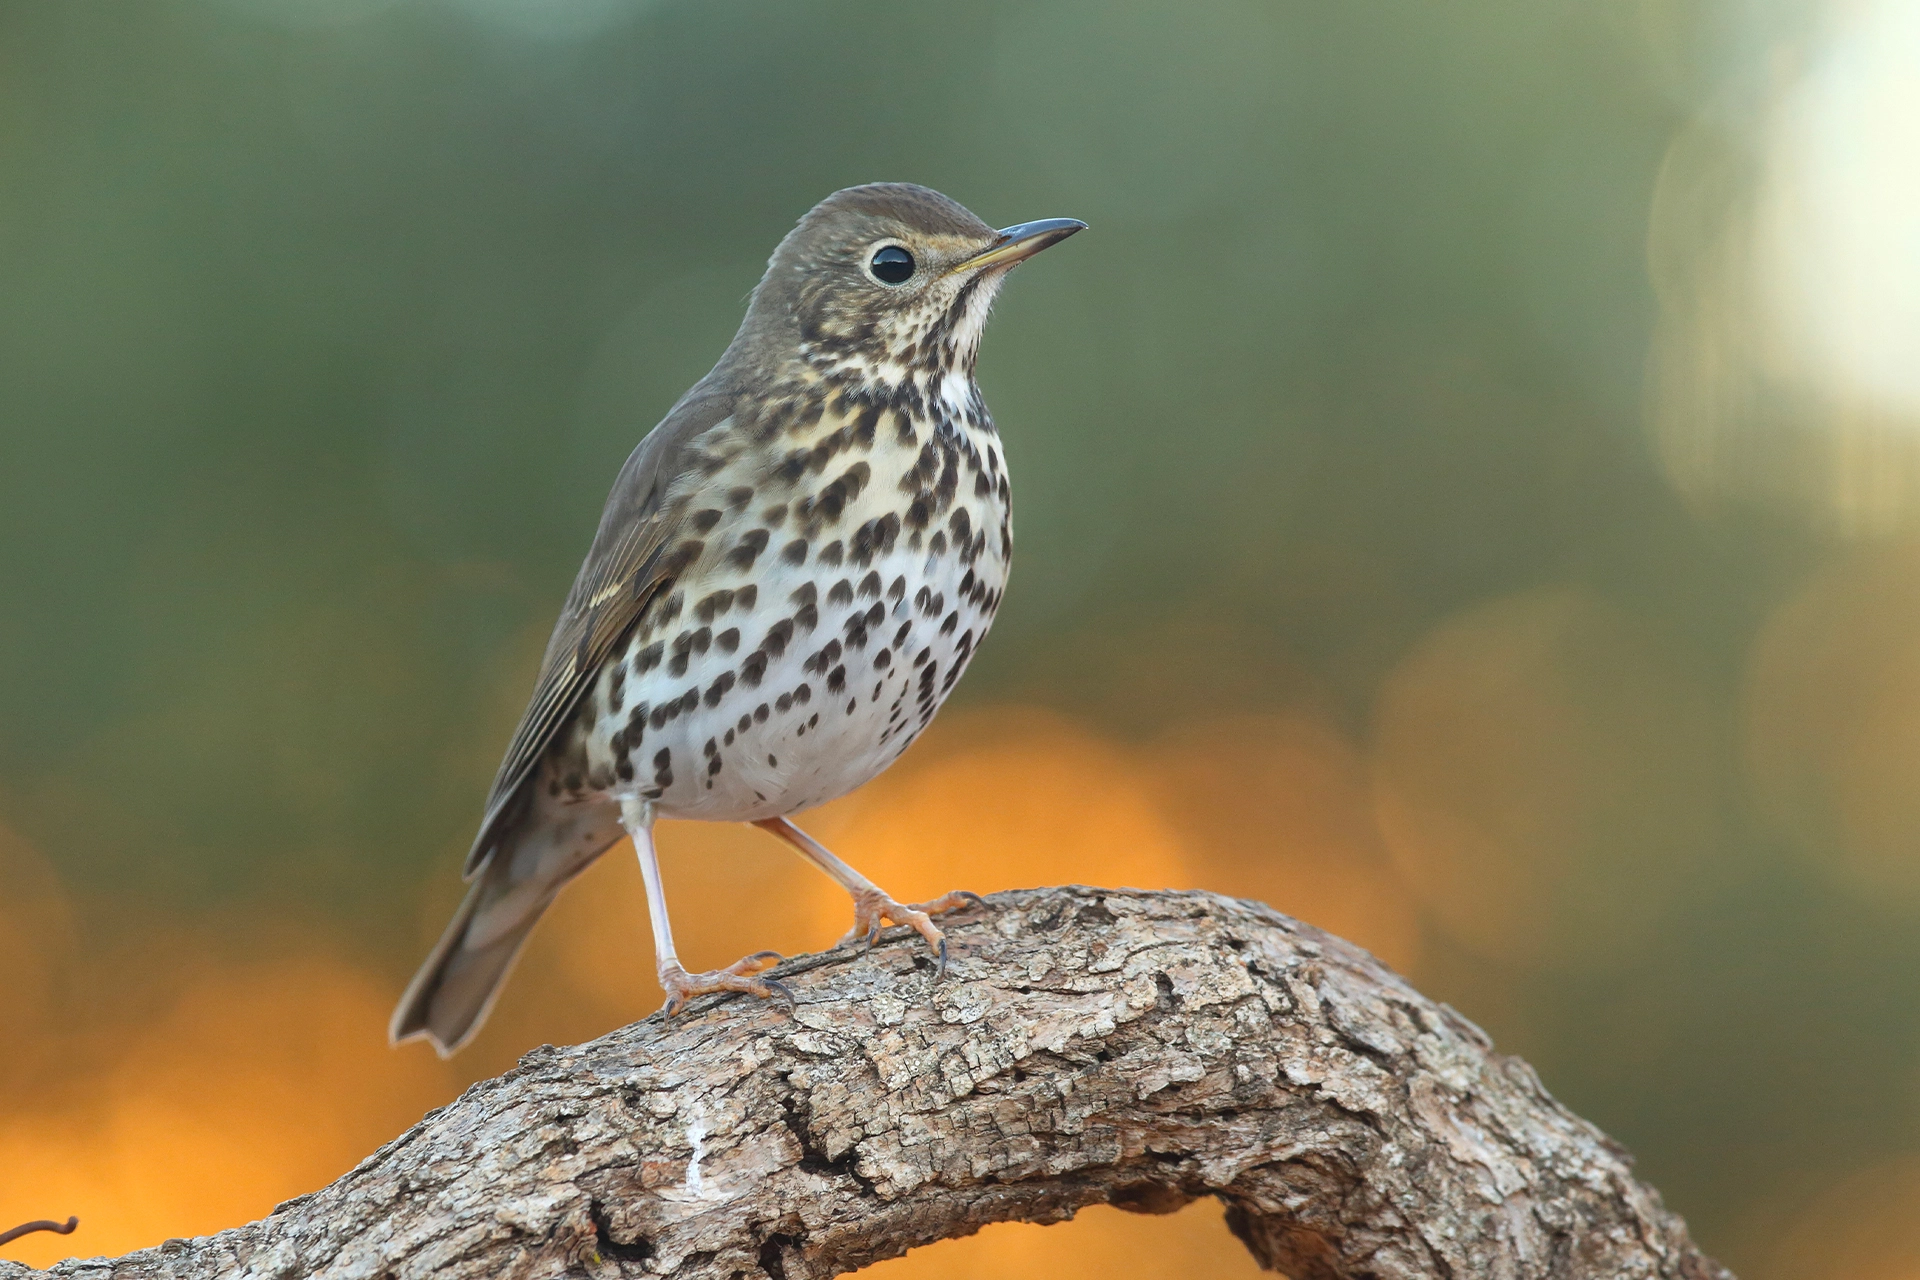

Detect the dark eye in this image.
[870,245,915,284]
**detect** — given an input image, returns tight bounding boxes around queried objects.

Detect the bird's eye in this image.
[869,245,915,284]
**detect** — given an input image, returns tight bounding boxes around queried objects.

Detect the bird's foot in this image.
[840,889,987,974]
[659,951,791,1015]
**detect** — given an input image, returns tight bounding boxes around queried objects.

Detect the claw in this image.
[658,951,790,1016]
[936,936,948,979]
[865,918,883,946]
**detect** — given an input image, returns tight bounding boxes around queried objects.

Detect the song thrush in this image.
[392,184,1083,1055]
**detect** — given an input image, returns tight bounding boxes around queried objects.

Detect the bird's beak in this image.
[950,218,1087,275]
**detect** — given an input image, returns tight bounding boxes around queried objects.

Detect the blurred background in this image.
[3,0,1919,1275]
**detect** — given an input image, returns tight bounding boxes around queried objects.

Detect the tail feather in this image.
[391,793,623,1057]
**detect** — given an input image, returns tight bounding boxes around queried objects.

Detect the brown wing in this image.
[462,390,738,877]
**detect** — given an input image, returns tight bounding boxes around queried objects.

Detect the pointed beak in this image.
[950,217,1087,275]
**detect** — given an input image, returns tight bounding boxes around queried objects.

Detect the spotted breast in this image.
[552,371,1010,822]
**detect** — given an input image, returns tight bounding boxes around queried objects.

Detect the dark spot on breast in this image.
[796,602,819,632]
[637,641,664,674]
[755,702,770,722]
[741,651,769,687]
[705,672,736,707]
[795,683,812,704]
[717,628,740,653]
[690,509,723,533]
[663,539,705,576]
[775,693,792,713]
[874,648,892,670]
[768,753,779,767]
[735,584,758,611]
[763,618,794,657]
[781,539,808,565]
[608,664,626,713]
[763,503,788,527]
[940,611,959,635]
[827,665,846,693]
[727,485,755,510]
[828,579,853,607]
[818,540,844,567]
[804,639,843,674]
[729,529,770,570]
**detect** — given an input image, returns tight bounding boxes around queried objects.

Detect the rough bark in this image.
[2,887,1733,1280]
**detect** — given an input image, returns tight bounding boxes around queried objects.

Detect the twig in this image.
[0,1221,77,1250]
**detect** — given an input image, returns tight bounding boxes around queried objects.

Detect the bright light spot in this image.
[1760,0,1920,418]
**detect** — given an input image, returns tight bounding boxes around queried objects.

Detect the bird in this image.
[391,183,1084,1056]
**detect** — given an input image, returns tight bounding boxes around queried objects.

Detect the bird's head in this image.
[735,183,1083,385]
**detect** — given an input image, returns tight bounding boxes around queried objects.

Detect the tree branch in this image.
[1,887,1733,1280]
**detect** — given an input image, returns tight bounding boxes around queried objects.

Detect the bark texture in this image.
[2,887,1733,1280]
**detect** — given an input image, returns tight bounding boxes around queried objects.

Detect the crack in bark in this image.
[0,888,1734,1280]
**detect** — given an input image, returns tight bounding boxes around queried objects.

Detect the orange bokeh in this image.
[1371,588,1724,970]
[1744,540,1920,903]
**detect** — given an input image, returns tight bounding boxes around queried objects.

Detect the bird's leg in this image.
[622,798,790,1015]
[752,816,983,973]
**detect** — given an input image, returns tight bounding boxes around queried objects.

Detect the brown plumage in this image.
[392,184,1082,1056]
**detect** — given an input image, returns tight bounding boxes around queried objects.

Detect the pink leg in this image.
[623,798,790,1014]
[752,816,983,972]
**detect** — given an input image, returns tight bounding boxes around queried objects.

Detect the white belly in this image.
[572,517,1006,823]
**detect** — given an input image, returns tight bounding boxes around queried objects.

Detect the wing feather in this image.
[462,392,737,877]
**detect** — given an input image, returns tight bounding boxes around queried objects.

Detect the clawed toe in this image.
[840,888,988,969]
[659,953,790,1015]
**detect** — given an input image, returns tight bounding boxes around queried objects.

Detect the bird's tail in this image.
[390,795,624,1057]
